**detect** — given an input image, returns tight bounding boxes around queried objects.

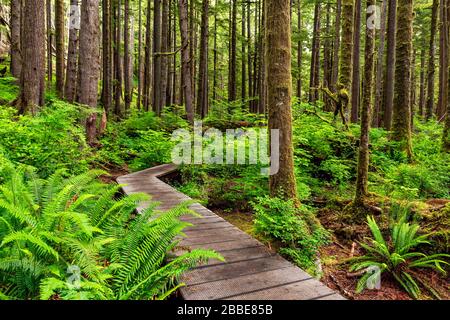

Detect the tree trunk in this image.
[373,0,387,127]
[308,3,320,103]
[266,0,298,201]
[153,0,162,114]
[339,0,354,121]
[351,0,361,123]
[355,0,375,205]
[437,0,449,119]
[418,45,426,117]
[136,0,143,109]
[77,0,100,145]
[241,2,246,102]
[124,0,133,110]
[426,0,439,120]
[382,0,396,130]
[197,0,209,118]
[114,0,123,117]
[55,0,65,96]
[20,0,45,115]
[179,0,194,124]
[10,0,22,78]
[228,0,237,102]
[143,0,152,111]
[160,0,169,109]
[65,0,80,103]
[392,0,413,159]
[331,0,341,91]
[213,0,218,102]
[296,0,303,98]
[46,0,53,88]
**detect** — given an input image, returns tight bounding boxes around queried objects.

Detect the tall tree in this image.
[124,0,133,111]
[136,0,143,109]
[143,0,153,111]
[153,0,162,114]
[331,0,341,91]
[266,0,297,200]
[197,0,209,118]
[437,0,449,118]
[77,0,101,145]
[338,0,354,124]
[373,0,387,127]
[355,0,375,206]
[101,0,113,112]
[65,0,81,103]
[426,0,438,120]
[10,0,22,78]
[46,0,53,88]
[392,0,413,159]
[382,0,396,130]
[350,0,361,123]
[55,0,66,96]
[160,0,169,108]
[228,0,237,101]
[308,3,321,103]
[20,0,45,115]
[179,0,194,123]
[296,0,303,98]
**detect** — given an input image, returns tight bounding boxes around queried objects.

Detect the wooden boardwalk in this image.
[117,164,344,300]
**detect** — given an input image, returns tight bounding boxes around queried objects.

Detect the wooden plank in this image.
[181,255,293,285]
[181,266,312,300]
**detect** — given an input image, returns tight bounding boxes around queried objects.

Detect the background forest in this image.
[0,0,449,300]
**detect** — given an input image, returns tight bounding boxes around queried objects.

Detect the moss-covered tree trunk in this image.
[355,0,375,205]
[10,0,21,78]
[444,0,450,151]
[426,0,438,120]
[392,0,413,159]
[266,0,297,201]
[55,0,65,97]
[383,0,396,129]
[338,0,354,113]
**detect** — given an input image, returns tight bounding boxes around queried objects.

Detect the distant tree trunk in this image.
[392,0,413,159]
[101,0,113,112]
[143,0,152,111]
[46,0,53,88]
[197,0,209,118]
[77,0,100,145]
[136,0,143,109]
[418,45,426,117]
[355,0,375,206]
[228,0,237,102]
[266,0,298,201]
[124,0,133,111]
[322,3,332,111]
[350,0,361,123]
[373,0,387,127]
[55,0,65,96]
[213,0,218,101]
[308,3,320,103]
[10,0,22,78]
[65,0,80,103]
[20,0,45,115]
[445,0,450,151]
[179,0,194,124]
[153,0,162,114]
[426,0,439,120]
[247,0,252,106]
[437,0,449,119]
[339,0,354,123]
[257,0,266,114]
[114,0,123,117]
[160,0,169,109]
[296,0,303,98]
[410,49,417,120]
[331,0,341,91]
[383,0,396,130]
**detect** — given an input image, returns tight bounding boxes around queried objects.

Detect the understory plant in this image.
[0,164,222,300]
[349,215,450,299]
[252,196,329,276]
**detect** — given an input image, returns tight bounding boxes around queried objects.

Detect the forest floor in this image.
[208,201,450,300]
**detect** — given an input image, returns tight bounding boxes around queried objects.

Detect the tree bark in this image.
[392,0,413,159]
[339,0,354,123]
[296,0,303,98]
[179,0,194,124]
[77,0,100,145]
[308,3,320,103]
[426,0,439,120]
[228,0,237,102]
[437,0,449,118]
[136,0,143,109]
[266,0,298,201]
[153,0,162,114]
[355,0,375,205]
[124,0,133,111]
[10,0,22,78]
[143,0,152,111]
[20,0,45,115]
[331,0,341,91]
[65,0,80,103]
[350,0,361,123]
[46,0,53,88]
[55,0,65,96]
[382,0,396,130]
[197,0,209,118]
[373,0,387,127]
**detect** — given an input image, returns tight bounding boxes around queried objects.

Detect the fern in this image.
[349,215,450,299]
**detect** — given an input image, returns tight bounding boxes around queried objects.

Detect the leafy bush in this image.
[349,216,449,299]
[0,166,222,300]
[0,101,91,177]
[252,196,329,275]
